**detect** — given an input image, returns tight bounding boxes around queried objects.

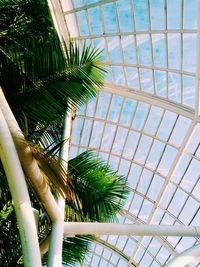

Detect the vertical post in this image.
[47,113,72,267]
[47,220,63,267]
[0,108,42,267]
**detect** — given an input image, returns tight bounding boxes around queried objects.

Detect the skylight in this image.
[53,0,200,266]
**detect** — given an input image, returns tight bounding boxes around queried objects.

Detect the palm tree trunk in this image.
[0,107,42,267]
[0,87,62,222]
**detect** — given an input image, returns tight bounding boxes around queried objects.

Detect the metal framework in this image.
[47,0,200,266]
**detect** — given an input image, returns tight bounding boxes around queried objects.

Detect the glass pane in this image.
[86,97,97,117]
[95,92,111,119]
[144,106,163,135]
[107,36,122,63]
[150,0,165,30]
[102,3,117,33]
[117,0,134,32]
[158,146,178,176]
[183,75,195,108]
[89,121,104,148]
[154,70,167,97]
[180,159,200,192]
[132,102,149,130]
[112,127,128,155]
[139,200,154,222]
[93,38,107,62]
[125,67,140,89]
[123,131,140,158]
[171,154,191,184]
[146,141,165,170]
[112,66,125,86]
[120,99,137,126]
[168,72,181,102]
[101,124,116,152]
[118,159,131,176]
[128,164,142,188]
[137,35,152,66]
[140,69,154,93]
[152,34,166,68]
[86,0,98,4]
[73,0,84,8]
[183,0,198,29]
[157,111,177,141]
[88,7,103,35]
[147,175,165,201]
[134,135,153,164]
[170,116,191,147]
[168,34,181,70]
[168,189,187,216]
[121,36,137,64]
[132,0,149,31]
[71,118,84,145]
[107,95,124,122]
[137,169,153,194]
[76,10,89,36]
[167,0,181,29]
[183,34,197,73]
[80,119,92,146]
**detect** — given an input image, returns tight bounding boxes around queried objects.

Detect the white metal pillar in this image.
[64,222,200,237]
[0,108,42,267]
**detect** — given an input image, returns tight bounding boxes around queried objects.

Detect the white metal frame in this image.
[63,222,200,237]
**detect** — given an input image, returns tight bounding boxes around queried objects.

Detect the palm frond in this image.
[62,235,95,267]
[68,151,129,222]
[42,235,95,267]
[30,142,73,199]
[1,37,106,142]
[0,201,13,223]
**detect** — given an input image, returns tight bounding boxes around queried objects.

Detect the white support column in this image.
[0,108,42,267]
[165,243,200,267]
[47,113,72,267]
[0,88,61,223]
[47,220,63,267]
[64,222,200,237]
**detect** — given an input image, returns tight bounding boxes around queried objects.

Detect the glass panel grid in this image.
[69,90,200,266]
[62,0,198,109]
[58,1,200,266]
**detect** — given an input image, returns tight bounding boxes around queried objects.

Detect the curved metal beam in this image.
[100,84,196,120]
[96,238,138,267]
[165,243,200,267]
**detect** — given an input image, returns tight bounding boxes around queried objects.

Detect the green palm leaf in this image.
[67,151,129,222]
[42,235,95,267]
[62,235,95,267]
[1,37,106,142]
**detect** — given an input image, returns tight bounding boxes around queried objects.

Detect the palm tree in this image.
[0,0,129,266]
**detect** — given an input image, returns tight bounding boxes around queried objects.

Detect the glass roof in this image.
[62,0,198,109]
[70,92,200,266]
[53,0,200,266]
